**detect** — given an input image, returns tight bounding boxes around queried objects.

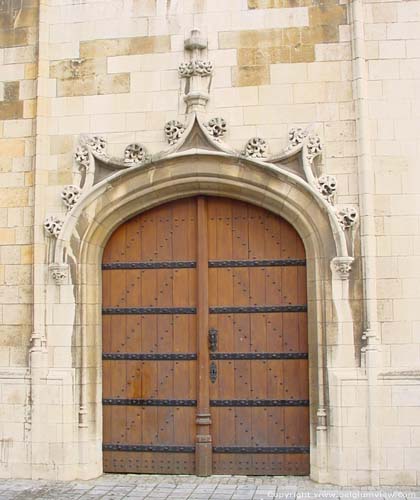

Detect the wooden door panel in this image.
[102,198,197,474]
[207,197,309,476]
[103,196,309,476]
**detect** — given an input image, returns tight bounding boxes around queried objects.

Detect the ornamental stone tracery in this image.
[46,38,359,282]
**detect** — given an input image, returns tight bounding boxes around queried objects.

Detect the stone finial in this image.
[244,137,268,159]
[44,216,64,238]
[49,263,69,285]
[331,256,354,280]
[337,207,358,230]
[205,117,227,140]
[61,185,82,211]
[179,29,213,113]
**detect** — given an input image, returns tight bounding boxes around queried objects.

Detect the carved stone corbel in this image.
[331,256,354,280]
[49,263,69,285]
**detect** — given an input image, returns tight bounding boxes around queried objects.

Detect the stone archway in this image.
[42,142,357,481]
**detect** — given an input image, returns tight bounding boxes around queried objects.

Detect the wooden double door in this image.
[102,196,309,476]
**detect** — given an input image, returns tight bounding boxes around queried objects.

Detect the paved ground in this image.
[0,475,419,500]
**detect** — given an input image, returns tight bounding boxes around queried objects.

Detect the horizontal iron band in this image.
[213,446,309,454]
[209,305,307,314]
[102,261,196,270]
[210,352,308,361]
[209,259,306,268]
[210,399,309,407]
[103,399,197,406]
[103,444,195,453]
[102,307,196,315]
[103,353,197,361]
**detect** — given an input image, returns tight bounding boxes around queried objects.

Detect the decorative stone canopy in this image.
[43,28,357,284]
[44,109,357,284]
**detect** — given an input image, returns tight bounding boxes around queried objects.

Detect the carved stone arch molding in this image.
[40,109,359,482]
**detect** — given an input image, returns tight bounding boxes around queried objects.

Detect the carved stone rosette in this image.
[306,134,322,162]
[205,117,227,140]
[61,185,82,211]
[245,137,268,159]
[124,143,147,164]
[49,263,69,285]
[44,216,64,238]
[164,120,186,145]
[74,145,90,169]
[318,175,337,204]
[287,127,307,150]
[87,135,107,155]
[337,207,358,230]
[331,256,354,280]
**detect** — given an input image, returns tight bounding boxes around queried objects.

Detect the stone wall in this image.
[0,0,38,478]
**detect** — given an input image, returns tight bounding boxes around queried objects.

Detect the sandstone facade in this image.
[0,0,419,486]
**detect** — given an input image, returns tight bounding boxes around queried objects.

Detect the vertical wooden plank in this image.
[195,196,212,476]
[209,197,236,474]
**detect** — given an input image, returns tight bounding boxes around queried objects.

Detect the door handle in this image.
[208,328,218,352]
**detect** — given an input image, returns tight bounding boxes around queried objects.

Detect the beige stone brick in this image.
[232,65,270,87]
[131,72,161,92]
[369,60,400,81]
[80,35,171,58]
[387,22,420,40]
[293,82,326,103]
[379,41,406,60]
[372,4,397,23]
[0,229,15,245]
[0,188,28,208]
[382,321,412,344]
[57,73,130,98]
[270,62,308,84]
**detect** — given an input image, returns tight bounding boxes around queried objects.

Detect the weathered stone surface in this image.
[0,101,23,120]
[232,65,270,86]
[220,1,346,86]
[56,73,130,97]
[80,35,171,58]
